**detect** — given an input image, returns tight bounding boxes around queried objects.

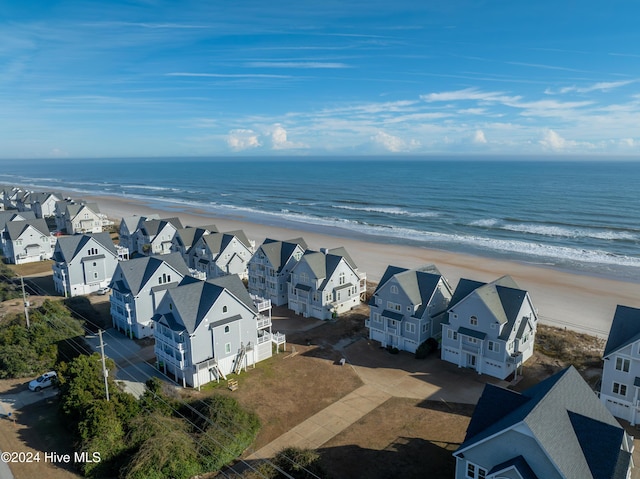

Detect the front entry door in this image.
[467,353,477,369]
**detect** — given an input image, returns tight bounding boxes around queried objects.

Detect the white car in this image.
[96,287,110,295]
[28,371,57,392]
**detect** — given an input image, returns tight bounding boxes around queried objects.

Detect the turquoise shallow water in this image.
[5,157,640,281]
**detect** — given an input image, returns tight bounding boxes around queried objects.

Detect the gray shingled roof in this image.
[449,276,530,340]
[458,366,630,479]
[0,211,36,230]
[110,252,190,295]
[4,218,49,240]
[371,264,449,317]
[603,305,640,357]
[53,232,118,262]
[258,238,306,274]
[140,217,183,237]
[488,456,539,479]
[157,275,256,334]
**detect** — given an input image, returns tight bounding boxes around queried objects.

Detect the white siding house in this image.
[601,305,640,425]
[248,237,307,306]
[1,219,54,264]
[52,233,119,297]
[152,275,284,388]
[109,252,191,339]
[287,247,366,320]
[64,203,106,234]
[440,276,538,380]
[29,192,61,218]
[366,265,453,353]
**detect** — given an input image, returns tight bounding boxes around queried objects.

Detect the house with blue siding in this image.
[248,237,307,306]
[135,217,183,256]
[366,264,453,353]
[601,304,640,425]
[189,230,253,280]
[170,224,218,266]
[441,276,537,380]
[109,252,191,339]
[454,366,634,479]
[152,275,283,388]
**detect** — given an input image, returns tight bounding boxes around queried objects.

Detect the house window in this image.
[466,463,487,479]
[224,325,230,334]
[373,313,382,324]
[390,285,398,294]
[300,272,309,283]
[616,357,630,373]
[225,343,231,354]
[93,272,98,279]
[422,323,428,333]
[470,316,478,326]
[488,341,500,352]
[405,323,416,334]
[613,382,627,396]
[223,305,228,313]
[377,298,382,305]
[447,329,458,341]
[468,337,478,344]
[387,301,401,311]
[339,272,345,285]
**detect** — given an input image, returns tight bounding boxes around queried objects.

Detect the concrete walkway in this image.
[248,384,391,460]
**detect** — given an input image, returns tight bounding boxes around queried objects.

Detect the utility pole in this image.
[98,330,110,401]
[20,276,30,329]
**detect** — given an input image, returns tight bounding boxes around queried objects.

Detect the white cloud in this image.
[227,129,261,151]
[269,124,308,150]
[548,80,635,95]
[245,62,350,69]
[539,129,567,150]
[421,88,520,104]
[473,130,487,144]
[371,131,420,152]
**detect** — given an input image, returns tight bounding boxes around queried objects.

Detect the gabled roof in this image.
[488,456,539,479]
[157,275,256,334]
[29,191,61,204]
[603,305,640,357]
[174,225,218,251]
[66,202,101,218]
[0,210,36,230]
[449,278,486,307]
[371,264,448,316]
[197,230,251,257]
[140,217,183,237]
[4,219,50,240]
[53,232,118,262]
[294,246,360,292]
[458,366,630,479]
[111,252,189,295]
[258,237,307,273]
[449,276,530,340]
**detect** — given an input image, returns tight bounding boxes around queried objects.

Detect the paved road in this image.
[84,329,167,398]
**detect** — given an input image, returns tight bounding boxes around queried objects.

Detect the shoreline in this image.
[82,192,640,338]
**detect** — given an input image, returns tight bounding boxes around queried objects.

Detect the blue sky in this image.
[3,1,640,158]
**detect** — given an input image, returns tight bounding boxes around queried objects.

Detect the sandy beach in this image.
[86,193,639,338]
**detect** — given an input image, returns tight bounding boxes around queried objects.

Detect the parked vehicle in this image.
[28,371,57,392]
[96,287,110,295]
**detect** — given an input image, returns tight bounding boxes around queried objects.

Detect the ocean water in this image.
[3,157,640,281]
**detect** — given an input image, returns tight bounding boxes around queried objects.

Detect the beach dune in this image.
[88,193,639,339]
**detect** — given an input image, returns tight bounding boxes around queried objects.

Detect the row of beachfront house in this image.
[365,265,537,381]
